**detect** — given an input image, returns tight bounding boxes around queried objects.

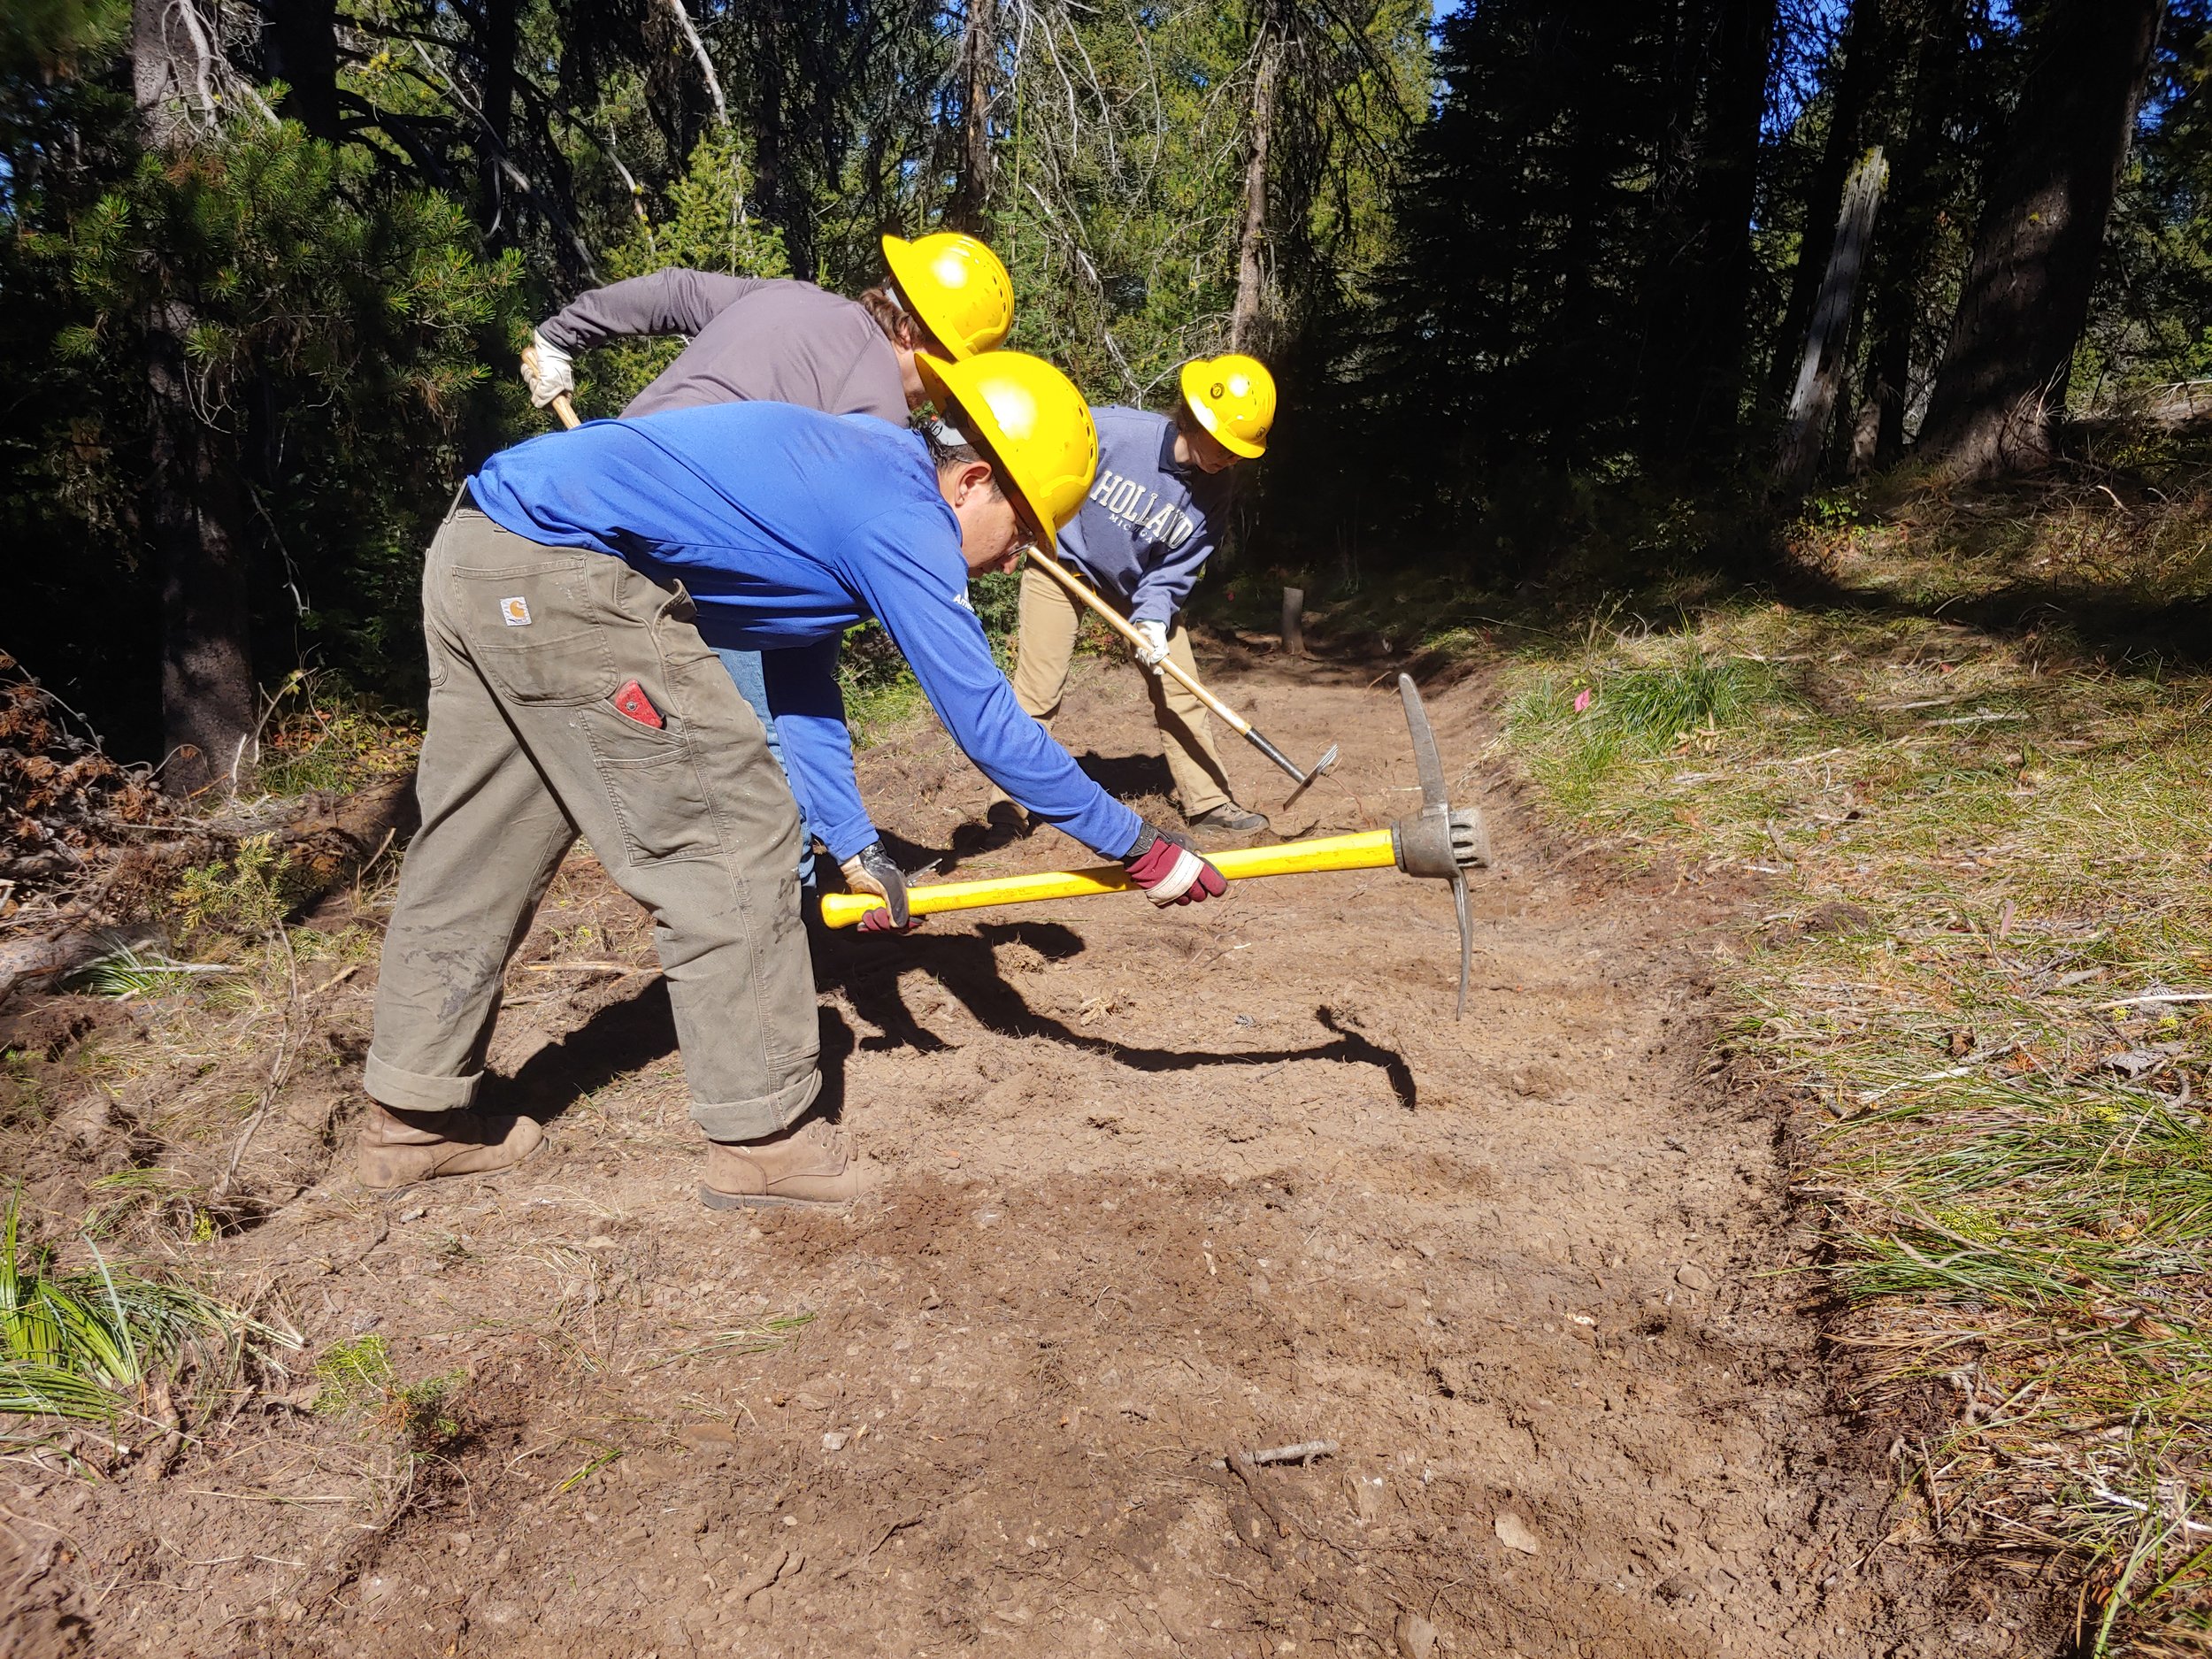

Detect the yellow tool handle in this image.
[820,828,1396,928]
[1025,553,1253,738]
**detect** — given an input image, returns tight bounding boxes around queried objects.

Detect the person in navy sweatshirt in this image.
[357,353,1225,1210]
[993,352,1279,835]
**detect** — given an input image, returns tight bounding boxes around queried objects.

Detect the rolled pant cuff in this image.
[695,1067,823,1144]
[365,1051,484,1113]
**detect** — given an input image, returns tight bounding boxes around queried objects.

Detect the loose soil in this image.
[0,645,2060,1658]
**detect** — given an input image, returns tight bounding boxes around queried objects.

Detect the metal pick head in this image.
[1398,674,1448,810]
[1451,872,1471,1019]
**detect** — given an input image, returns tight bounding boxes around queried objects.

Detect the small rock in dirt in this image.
[1675,1263,1714,1293]
[1655,1572,1699,1605]
[54,1089,117,1151]
[1394,1611,1438,1659]
[1494,1511,1541,1555]
[821,1431,849,1452]
[349,1310,381,1333]
[1250,1276,1271,1297]
[396,1205,426,1224]
[1347,1473,1386,1523]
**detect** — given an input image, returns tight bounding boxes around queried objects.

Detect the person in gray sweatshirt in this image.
[517,234,1017,881]
[995,352,1279,835]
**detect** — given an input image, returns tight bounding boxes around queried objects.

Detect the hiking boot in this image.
[700,1117,864,1211]
[985,800,1032,839]
[1185,802,1270,833]
[357,1102,544,1192]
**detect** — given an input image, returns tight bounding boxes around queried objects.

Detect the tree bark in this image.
[133,0,258,797]
[1763,0,1890,411]
[1863,0,1972,465]
[263,0,342,142]
[1917,0,2163,476]
[1643,0,1779,462]
[1231,17,1279,352]
[1776,146,1887,491]
[947,0,995,234]
[479,0,518,227]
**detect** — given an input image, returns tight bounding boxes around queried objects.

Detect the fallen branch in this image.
[1245,1439,1339,1466]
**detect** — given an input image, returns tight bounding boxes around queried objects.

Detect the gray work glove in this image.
[520,328,575,409]
[840,841,913,933]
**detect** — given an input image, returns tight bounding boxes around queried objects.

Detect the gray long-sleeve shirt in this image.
[1056,406,1232,626]
[535,269,908,422]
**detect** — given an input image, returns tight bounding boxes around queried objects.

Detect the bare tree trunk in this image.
[1863,0,1971,466]
[1776,147,1887,492]
[1917,0,2162,476]
[263,0,342,141]
[1640,0,1779,463]
[662,0,728,129]
[948,0,995,233]
[1232,19,1279,352]
[1763,0,1889,411]
[134,0,257,797]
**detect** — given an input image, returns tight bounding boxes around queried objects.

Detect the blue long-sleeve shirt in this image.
[1056,406,1232,626]
[466,403,1143,864]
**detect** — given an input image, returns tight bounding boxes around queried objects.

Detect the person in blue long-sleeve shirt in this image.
[358,352,1227,1211]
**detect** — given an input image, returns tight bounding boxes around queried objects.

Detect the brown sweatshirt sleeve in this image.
[536,270,765,353]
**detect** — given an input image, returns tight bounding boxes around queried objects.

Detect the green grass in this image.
[0,1191,282,1423]
[1482,507,2212,1651]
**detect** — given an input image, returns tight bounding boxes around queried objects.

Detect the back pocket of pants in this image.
[451,558,618,706]
[583,708,723,866]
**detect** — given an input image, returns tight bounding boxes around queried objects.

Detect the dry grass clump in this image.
[1499,585,2212,1652]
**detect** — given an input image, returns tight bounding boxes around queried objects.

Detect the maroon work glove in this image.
[1121,823,1227,908]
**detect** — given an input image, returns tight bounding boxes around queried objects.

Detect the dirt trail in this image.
[3,648,2045,1658]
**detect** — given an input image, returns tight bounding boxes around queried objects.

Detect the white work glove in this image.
[519,328,575,409]
[1132,618,1171,675]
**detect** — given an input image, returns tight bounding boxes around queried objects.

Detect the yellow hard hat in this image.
[918,350,1099,539]
[880,232,1015,361]
[1179,352,1276,458]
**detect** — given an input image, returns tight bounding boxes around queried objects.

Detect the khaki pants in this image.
[365,506,820,1143]
[999,564,1233,818]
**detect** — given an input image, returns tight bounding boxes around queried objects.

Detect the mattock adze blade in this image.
[1398,674,1448,810]
[1279,742,1340,808]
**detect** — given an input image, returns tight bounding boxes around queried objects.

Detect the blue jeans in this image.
[716,648,817,890]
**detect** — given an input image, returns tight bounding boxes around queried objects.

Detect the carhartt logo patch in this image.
[500,596,532,626]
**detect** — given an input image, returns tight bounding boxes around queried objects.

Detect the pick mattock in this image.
[522,342,582,431]
[824,673,1491,1016]
[1024,552,1339,805]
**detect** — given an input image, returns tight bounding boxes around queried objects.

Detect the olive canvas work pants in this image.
[995,562,1234,818]
[365,504,820,1143]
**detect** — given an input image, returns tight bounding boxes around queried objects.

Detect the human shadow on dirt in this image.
[817,921,1418,1108]
[484,979,859,1131]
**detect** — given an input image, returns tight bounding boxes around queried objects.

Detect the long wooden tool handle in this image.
[819,828,1395,928]
[1025,553,1253,738]
[551,392,580,430]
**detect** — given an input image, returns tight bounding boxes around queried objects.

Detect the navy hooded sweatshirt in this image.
[1055,406,1233,626]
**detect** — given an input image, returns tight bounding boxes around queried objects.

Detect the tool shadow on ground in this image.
[819,921,1418,1107]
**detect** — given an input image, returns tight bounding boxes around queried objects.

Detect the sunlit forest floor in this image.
[1284,435,2212,1654]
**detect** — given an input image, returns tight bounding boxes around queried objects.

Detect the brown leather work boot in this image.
[700,1117,864,1211]
[357,1102,544,1192]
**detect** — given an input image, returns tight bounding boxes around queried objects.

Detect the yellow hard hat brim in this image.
[1179,359,1268,457]
[917,354,1053,541]
[882,234,976,362]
